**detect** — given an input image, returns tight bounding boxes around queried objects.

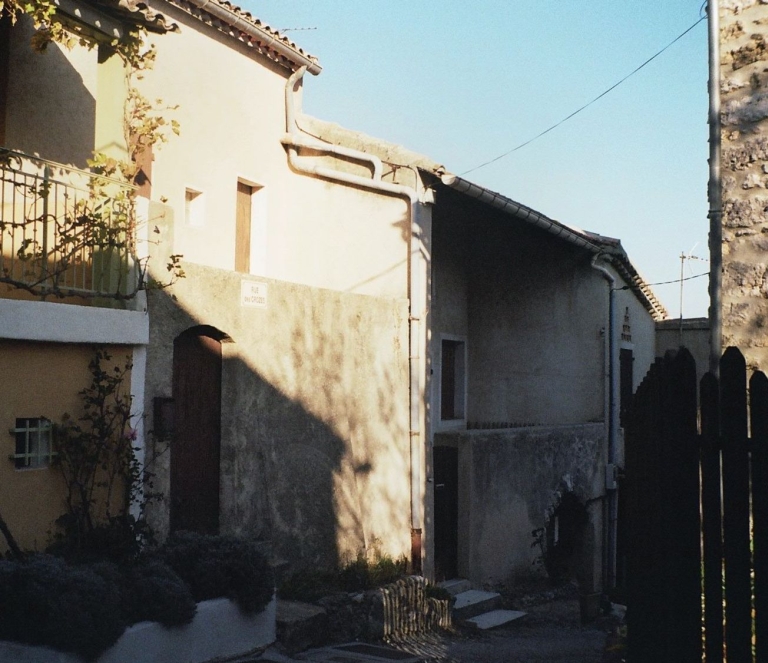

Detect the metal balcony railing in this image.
[0,148,138,301]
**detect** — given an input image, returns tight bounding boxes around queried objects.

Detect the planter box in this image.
[0,596,276,663]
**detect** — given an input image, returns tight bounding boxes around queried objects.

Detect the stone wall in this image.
[721,0,768,369]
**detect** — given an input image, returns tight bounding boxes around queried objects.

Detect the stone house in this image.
[0,0,666,599]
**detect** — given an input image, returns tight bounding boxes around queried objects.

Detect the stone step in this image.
[276,600,328,655]
[464,609,527,630]
[451,589,503,621]
[436,578,472,596]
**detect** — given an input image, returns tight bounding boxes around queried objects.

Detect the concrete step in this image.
[464,609,527,630]
[436,578,472,596]
[451,589,503,621]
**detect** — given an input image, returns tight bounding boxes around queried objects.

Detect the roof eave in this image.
[438,171,667,321]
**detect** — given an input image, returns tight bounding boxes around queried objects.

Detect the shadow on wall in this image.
[143,268,411,572]
[4,15,97,168]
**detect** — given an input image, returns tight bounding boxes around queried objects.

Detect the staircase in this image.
[439,579,526,630]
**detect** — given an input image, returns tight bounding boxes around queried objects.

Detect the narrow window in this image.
[619,348,634,427]
[10,417,54,469]
[441,338,466,421]
[235,181,252,273]
[185,188,204,227]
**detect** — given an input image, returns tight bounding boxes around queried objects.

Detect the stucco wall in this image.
[0,340,131,552]
[656,317,710,387]
[720,1,768,370]
[435,423,605,589]
[4,16,98,167]
[140,1,409,299]
[144,257,411,569]
[431,187,608,427]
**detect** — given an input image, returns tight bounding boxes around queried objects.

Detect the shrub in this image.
[0,555,125,661]
[156,532,274,614]
[121,559,197,626]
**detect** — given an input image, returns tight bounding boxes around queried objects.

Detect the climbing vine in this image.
[0,0,183,301]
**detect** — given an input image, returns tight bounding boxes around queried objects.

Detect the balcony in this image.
[0,148,139,307]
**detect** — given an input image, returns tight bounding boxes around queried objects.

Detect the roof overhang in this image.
[167,0,321,74]
[438,172,668,321]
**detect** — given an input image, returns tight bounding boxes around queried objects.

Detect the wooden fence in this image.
[625,347,768,662]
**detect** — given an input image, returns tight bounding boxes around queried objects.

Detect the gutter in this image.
[590,254,620,592]
[707,0,723,374]
[282,67,427,572]
[182,0,322,75]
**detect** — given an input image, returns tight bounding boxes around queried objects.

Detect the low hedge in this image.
[0,534,273,660]
[0,555,125,661]
[155,532,274,614]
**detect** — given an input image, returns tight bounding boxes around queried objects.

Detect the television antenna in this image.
[679,243,708,344]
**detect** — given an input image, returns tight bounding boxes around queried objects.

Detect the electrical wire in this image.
[614,271,709,291]
[460,16,706,176]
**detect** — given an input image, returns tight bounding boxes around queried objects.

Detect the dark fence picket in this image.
[662,349,701,662]
[751,371,768,663]
[701,371,724,663]
[721,347,753,662]
[626,359,663,663]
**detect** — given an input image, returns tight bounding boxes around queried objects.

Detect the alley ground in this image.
[245,585,623,663]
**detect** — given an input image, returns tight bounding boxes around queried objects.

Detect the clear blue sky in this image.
[246,1,711,318]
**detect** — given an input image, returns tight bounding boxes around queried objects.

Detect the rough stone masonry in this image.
[721,0,768,369]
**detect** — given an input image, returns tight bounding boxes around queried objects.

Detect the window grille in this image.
[9,418,55,469]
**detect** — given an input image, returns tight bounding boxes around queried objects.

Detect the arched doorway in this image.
[170,325,226,534]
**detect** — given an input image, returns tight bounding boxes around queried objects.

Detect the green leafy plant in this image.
[48,349,165,562]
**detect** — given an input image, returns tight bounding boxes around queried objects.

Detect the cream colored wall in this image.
[141,1,408,299]
[0,341,131,552]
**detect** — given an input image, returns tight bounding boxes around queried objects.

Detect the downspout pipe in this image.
[285,68,383,180]
[185,0,322,75]
[707,0,723,374]
[283,67,425,572]
[591,253,619,591]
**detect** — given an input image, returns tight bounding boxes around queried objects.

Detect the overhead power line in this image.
[615,271,709,291]
[461,16,706,177]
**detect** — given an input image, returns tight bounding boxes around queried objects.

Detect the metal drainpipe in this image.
[283,67,426,572]
[707,0,723,374]
[590,253,618,591]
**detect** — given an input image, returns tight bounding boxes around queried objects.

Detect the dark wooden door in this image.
[434,446,459,580]
[171,328,222,534]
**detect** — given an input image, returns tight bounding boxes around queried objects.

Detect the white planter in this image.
[0,596,276,663]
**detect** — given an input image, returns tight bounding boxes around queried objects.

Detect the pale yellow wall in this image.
[0,341,131,552]
[140,1,408,299]
[5,15,99,167]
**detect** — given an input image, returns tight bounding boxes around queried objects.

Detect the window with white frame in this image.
[440,337,467,422]
[10,417,54,469]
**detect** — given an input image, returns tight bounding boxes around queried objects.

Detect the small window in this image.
[440,338,466,421]
[185,188,205,227]
[10,418,54,469]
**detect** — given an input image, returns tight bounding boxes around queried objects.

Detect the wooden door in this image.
[433,446,459,580]
[171,328,222,534]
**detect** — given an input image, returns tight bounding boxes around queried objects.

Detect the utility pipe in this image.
[283,67,426,571]
[590,253,619,591]
[707,0,723,374]
[185,0,322,75]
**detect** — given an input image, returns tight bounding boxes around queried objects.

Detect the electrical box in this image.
[605,463,619,491]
